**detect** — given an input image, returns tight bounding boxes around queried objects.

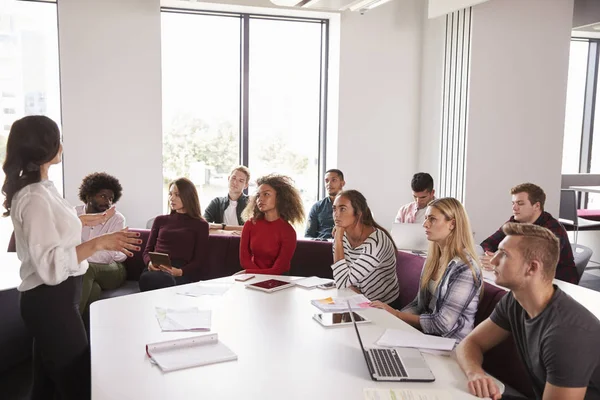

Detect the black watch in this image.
[221,223,226,230]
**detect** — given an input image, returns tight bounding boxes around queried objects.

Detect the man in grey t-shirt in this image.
[456,223,600,400]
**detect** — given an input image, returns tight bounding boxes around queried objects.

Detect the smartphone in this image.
[317,281,336,290]
[234,274,255,282]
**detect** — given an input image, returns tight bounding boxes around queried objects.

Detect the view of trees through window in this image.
[0,0,61,249]
[161,11,327,220]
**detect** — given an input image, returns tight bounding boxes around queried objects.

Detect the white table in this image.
[569,185,600,194]
[90,275,482,400]
[0,252,22,292]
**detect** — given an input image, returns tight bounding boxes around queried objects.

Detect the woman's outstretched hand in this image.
[96,228,141,257]
[370,300,397,315]
[80,205,117,227]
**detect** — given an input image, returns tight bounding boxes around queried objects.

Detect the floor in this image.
[3,266,600,400]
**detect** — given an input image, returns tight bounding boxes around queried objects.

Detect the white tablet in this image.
[245,279,295,293]
[313,312,371,328]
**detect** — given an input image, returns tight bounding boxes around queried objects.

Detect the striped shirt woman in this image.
[331,228,400,304]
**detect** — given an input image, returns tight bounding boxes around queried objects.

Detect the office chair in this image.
[559,189,600,244]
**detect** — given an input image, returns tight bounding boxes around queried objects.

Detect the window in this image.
[0,0,61,249]
[161,9,329,220]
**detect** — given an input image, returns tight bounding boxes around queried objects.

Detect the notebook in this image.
[348,303,435,382]
[390,223,429,252]
[145,333,237,372]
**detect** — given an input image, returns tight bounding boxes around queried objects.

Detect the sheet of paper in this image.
[376,329,456,351]
[364,388,451,400]
[294,276,334,288]
[310,294,371,312]
[155,307,211,331]
[177,283,232,297]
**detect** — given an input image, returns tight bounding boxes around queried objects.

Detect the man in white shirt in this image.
[394,172,435,224]
[204,166,250,234]
[76,172,127,314]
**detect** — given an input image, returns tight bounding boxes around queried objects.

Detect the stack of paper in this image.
[294,276,334,289]
[177,283,232,297]
[376,329,456,351]
[155,307,212,332]
[310,294,371,312]
[146,333,237,372]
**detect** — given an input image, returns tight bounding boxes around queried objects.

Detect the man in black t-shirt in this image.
[456,223,600,400]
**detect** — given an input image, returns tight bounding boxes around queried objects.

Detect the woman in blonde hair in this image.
[238,174,305,275]
[371,197,482,342]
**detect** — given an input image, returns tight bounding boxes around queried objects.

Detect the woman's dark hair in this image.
[336,189,397,249]
[242,174,305,226]
[78,172,123,204]
[2,116,61,216]
[169,177,203,220]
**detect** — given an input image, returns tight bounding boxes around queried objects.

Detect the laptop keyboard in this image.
[370,348,408,378]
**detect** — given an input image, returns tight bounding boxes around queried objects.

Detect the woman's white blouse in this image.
[11,180,88,291]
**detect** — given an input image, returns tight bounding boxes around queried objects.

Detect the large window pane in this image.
[161,12,241,211]
[0,0,61,249]
[247,18,323,215]
[562,40,588,174]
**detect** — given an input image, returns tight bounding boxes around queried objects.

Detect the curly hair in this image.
[242,174,305,227]
[78,172,123,204]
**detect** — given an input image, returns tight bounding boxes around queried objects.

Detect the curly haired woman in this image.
[238,174,305,275]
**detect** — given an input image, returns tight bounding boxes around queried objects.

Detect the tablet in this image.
[245,279,295,293]
[148,252,172,268]
[313,312,370,328]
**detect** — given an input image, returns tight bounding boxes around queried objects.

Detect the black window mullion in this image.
[317,20,329,199]
[240,15,250,172]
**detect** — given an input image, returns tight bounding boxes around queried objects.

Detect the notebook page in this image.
[364,388,451,400]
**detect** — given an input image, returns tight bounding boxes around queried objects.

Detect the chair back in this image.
[572,243,593,282]
[559,189,578,225]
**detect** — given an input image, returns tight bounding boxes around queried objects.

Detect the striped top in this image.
[331,228,399,304]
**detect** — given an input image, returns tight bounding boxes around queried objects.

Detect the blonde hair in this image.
[230,165,250,182]
[421,197,480,292]
[502,223,559,281]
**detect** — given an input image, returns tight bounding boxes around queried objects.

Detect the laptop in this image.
[347,304,435,382]
[391,223,430,253]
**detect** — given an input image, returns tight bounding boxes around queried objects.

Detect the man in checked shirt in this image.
[479,182,577,284]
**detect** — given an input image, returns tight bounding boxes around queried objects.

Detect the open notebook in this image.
[146,333,237,372]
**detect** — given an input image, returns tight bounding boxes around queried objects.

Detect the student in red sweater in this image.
[139,178,209,292]
[238,174,305,275]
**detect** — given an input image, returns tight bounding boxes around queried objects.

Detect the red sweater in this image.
[143,212,209,282]
[239,218,297,275]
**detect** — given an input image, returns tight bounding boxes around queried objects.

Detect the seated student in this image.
[372,197,482,342]
[457,223,600,400]
[480,183,577,284]
[305,169,345,239]
[238,174,305,275]
[76,172,127,314]
[139,178,209,292]
[331,190,400,304]
[394,172,435,224]
[204,166,250,235]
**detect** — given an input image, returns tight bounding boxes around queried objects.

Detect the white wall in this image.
[464,0,574,241]
[428,0,489,19]
[58,0,164,228]
[417,12,445,183]
[337,0,424,227]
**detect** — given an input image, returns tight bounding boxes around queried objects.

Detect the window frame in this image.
[160,7,330,200]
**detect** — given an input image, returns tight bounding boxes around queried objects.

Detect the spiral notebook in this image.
[145,333,237,372]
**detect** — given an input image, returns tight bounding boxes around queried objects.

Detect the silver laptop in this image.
[391,222,430,252]
[348,304,435,382]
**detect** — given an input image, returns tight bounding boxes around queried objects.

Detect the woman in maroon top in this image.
[139,178,209,292]
[239,174,305,275]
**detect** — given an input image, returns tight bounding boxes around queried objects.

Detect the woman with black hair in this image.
[2,115,141,400]
[138,177,209,292]
[331,190,400,304]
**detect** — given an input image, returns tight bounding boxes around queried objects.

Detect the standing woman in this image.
[2,116,141,400]
[139,177,209,292]
[371,197,482,342]
[239,174,305,275]
[332,190,400,304]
